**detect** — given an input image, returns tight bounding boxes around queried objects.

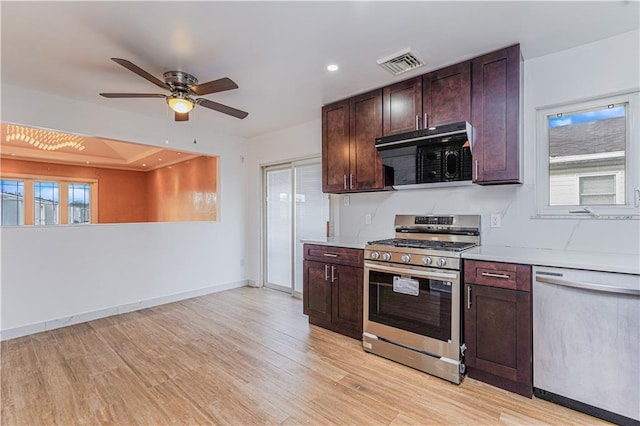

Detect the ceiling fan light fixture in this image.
[167,95,194,113]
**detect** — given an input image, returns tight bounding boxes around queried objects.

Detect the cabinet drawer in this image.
[465,260,531,292]
[303,244,363,268]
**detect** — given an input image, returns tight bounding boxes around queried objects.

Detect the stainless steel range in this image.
[363,214,481,384]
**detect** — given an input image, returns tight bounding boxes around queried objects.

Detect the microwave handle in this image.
[364,262,457,280]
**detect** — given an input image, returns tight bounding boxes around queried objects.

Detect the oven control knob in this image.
[401,254,412,263]
[422,256,433,266]
[382,252,392,261]
[370,251,380,260]
[437,258,447,267]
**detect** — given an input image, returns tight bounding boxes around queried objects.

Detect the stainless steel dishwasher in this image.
[533,266,640,425]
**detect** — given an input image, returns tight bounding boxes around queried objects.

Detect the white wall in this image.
[245,29,640,278]
[1,85,250,338]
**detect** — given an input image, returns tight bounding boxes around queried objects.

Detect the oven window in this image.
[369,270,452,342]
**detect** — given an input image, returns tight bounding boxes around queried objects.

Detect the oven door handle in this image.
[365,262,458,280]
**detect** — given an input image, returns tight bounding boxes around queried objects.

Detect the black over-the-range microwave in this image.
[375,121,473,189]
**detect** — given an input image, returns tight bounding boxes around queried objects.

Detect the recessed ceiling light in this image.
[327,64,339,72]
[142,163,147,167]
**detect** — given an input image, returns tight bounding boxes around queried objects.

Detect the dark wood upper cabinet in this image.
[350,89,384,191]
[382,76,423,136]
[322,99,350,193]
[423,61,471,128]
[471,44,522,184]
[322,44,521,192]
[383,64,472,136]
[322,90,384,193]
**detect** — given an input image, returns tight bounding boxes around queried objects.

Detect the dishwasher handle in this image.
[536,275,640,296]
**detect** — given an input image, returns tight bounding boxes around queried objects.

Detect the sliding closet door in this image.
[264,159,329,295]
[265,166,293,292]
[293,162,329,294]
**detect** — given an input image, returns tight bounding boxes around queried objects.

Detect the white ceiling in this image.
[2,1,639,140]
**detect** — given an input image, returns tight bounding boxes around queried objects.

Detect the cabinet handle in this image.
[331,265,337,282]
[481,272,511,279]
[475,160,479,181]
[424,113,428,129]
[324,264,329,281]
[467,285,472,310]
[635,187,640,208]
[343,174,347,190]
[323,253,338,258]
[350,174,354,189]
[415,115,420,130]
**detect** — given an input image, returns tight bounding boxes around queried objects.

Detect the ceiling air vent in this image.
[377,48,425,76]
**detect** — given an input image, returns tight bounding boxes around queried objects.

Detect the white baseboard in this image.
[0,280,249,341]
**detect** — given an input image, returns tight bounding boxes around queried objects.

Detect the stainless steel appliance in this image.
[363,214,480,384]
[533,266,640,424]
[375,122,473,189]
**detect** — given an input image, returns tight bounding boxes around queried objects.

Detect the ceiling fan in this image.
[100,58,248,122]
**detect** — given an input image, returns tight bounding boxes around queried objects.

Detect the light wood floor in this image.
[1,287,607,425]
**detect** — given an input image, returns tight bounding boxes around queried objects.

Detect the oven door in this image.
[364,261,461,361]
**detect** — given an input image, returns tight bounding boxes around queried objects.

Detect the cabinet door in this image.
[383,76,422,136]
[423,61,471,128]
[331,264,363,339]
[471,44,521,184]
[304,261,332,324]
[465,283,531,395]
[350,89,384,191]
[322,100,350,192]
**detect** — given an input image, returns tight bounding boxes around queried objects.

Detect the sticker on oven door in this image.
[393,276,420,296]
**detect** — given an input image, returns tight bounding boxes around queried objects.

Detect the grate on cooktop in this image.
[368,238,476,251]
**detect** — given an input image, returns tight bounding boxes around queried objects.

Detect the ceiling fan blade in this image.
[111,58,169,90]
[175,112,189,122]
[100,93,167,98]
[197,98,248,119]
[190,77,238,96]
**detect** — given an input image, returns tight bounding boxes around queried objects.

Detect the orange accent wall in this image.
[1,158,149,223]
[147,156,218,222]
[1,156,218,224]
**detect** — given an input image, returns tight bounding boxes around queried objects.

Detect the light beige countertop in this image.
[301,237,368,250]
[462,245,640,275]
[301,240,640,275]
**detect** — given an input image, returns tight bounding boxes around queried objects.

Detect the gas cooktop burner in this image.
[368,238,477,252]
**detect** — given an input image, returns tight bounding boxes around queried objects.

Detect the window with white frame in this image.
[578,174,617,205]
[1,179,25,225]
[536,91,639,218]
[34,181,60,225]
[0,176,96,226]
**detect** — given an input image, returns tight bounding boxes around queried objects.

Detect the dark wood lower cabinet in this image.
[303,244,363,340]
[304,261,332,323]
[464,260,532,398]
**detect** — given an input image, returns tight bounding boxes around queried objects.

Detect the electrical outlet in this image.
[490,213,502,228]
[365,214,372,225]
[343,195,350,206]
